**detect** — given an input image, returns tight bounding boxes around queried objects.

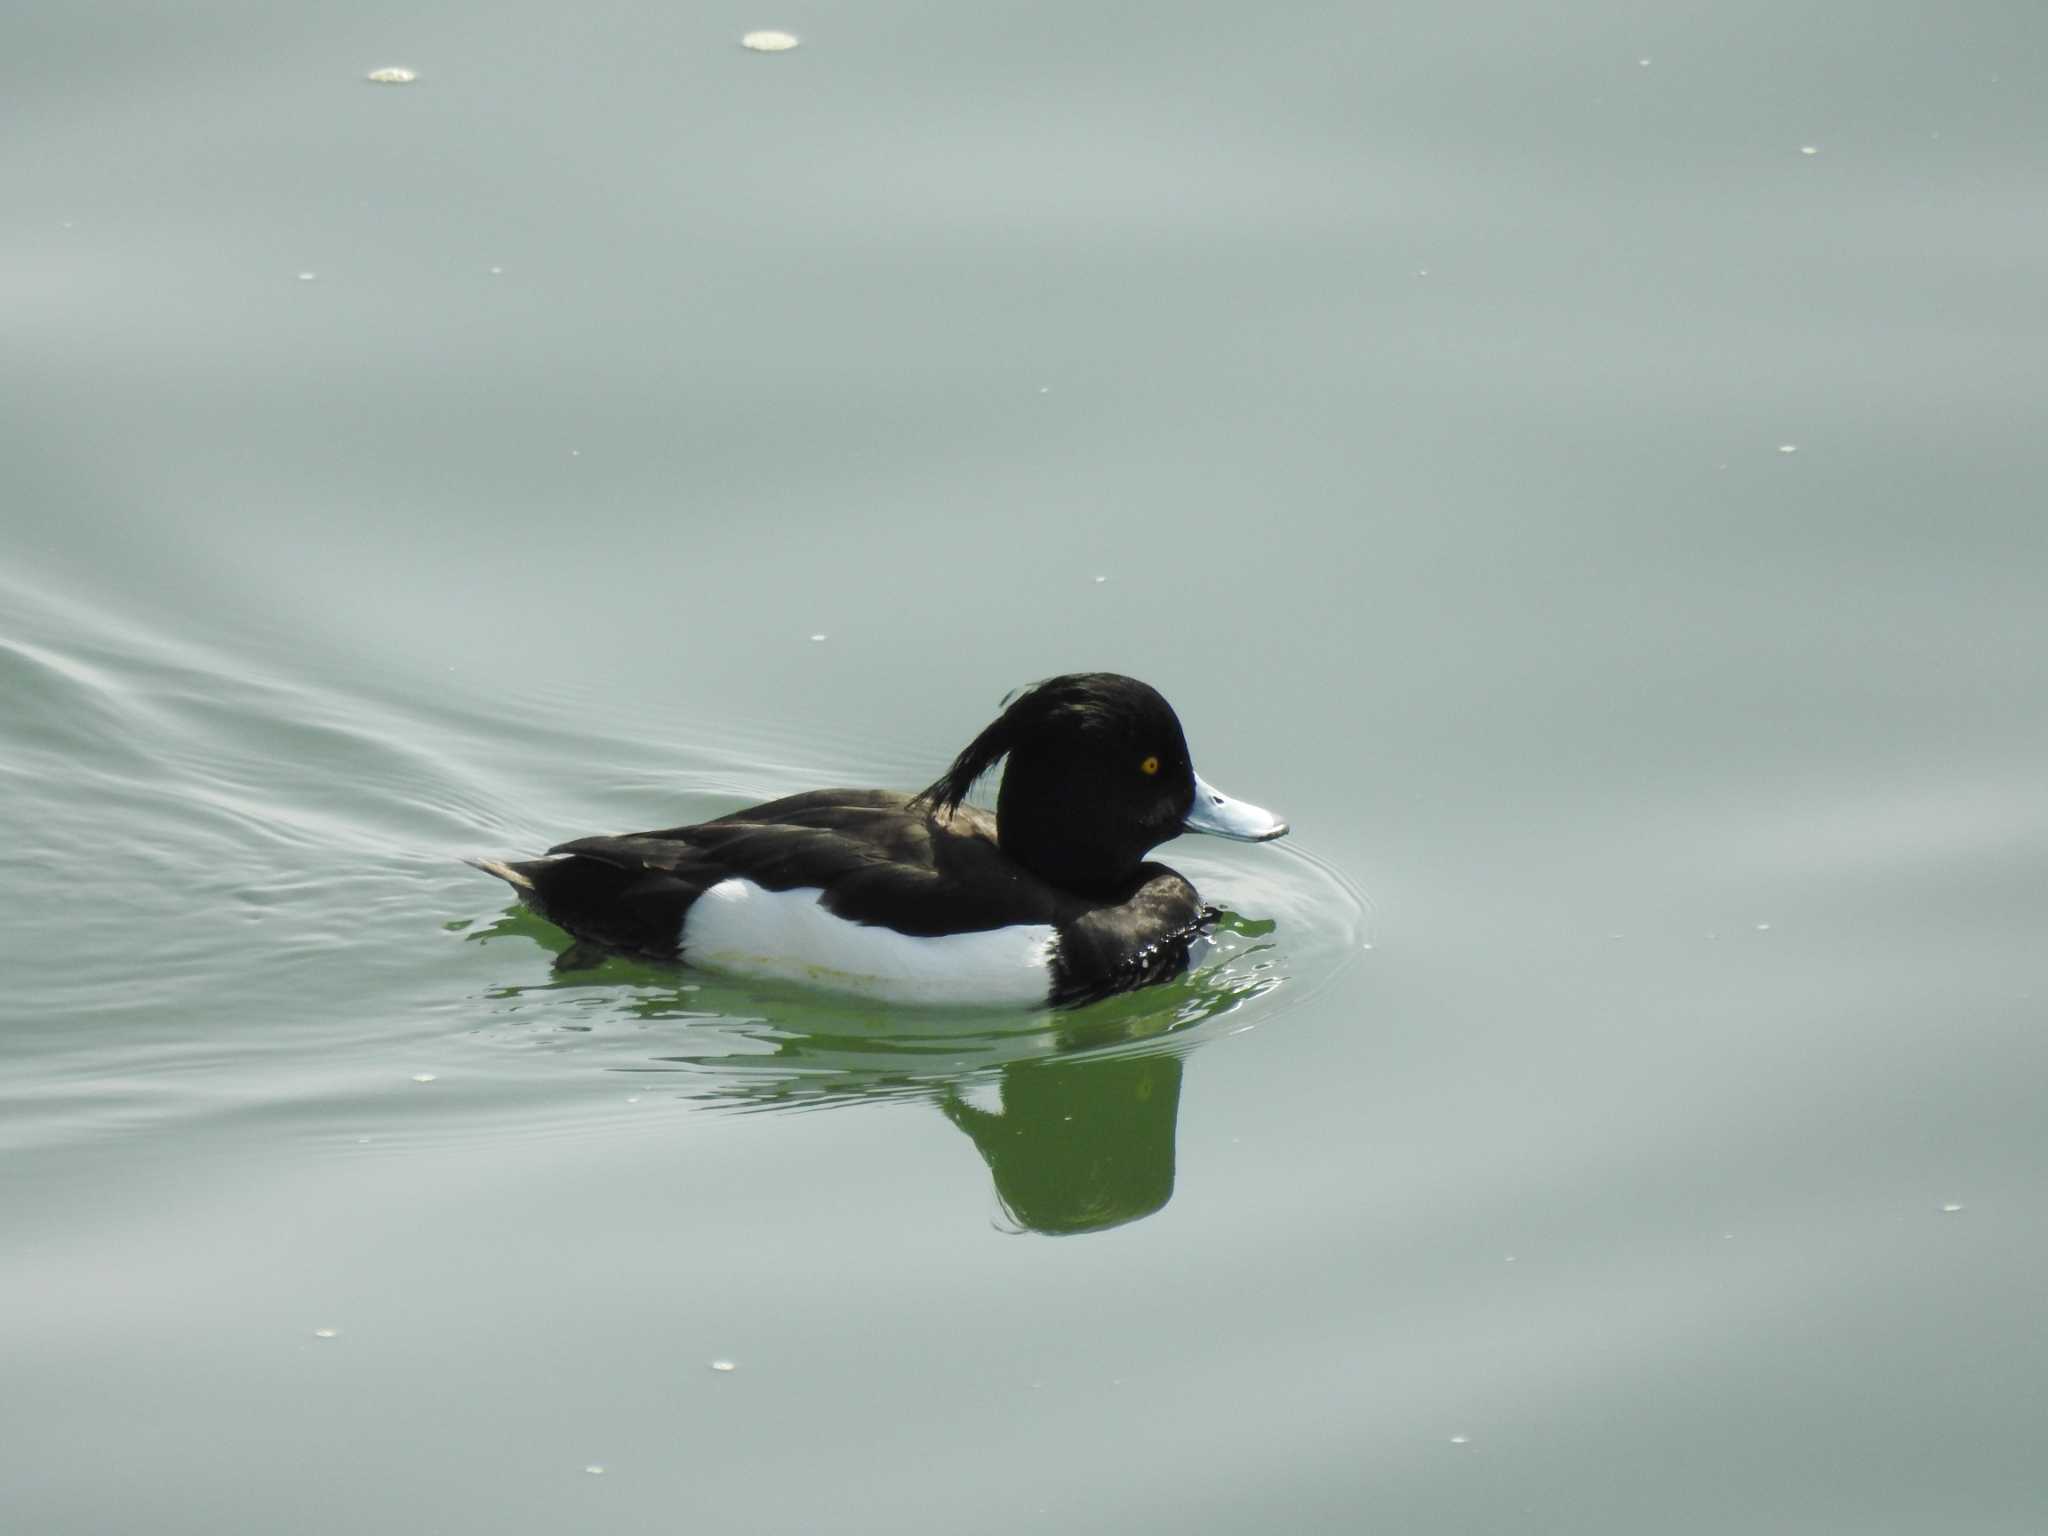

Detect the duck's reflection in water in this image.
[939,1051,1182,1235]
[471,907,1278,1234]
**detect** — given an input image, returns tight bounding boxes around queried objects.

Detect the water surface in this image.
[4,3,2046,1531]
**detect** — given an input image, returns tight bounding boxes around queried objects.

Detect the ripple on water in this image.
[453,834,1369,1120]
[0,571,628,1147]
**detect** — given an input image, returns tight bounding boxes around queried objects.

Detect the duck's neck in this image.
[996,776,1146,896]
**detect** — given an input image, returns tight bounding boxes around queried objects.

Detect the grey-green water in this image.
[6,3,2046,1530]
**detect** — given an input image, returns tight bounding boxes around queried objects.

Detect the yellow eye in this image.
[1139,755,1161,776]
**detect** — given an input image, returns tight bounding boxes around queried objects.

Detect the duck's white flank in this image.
[680,879,1057,1006]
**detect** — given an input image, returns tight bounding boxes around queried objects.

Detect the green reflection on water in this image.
[469,905,1279,1232]
[940,1052,1183,1236]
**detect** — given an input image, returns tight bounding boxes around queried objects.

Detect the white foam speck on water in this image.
[710,1359,737,1372]
[1092,575,1107,584]
[1941,1203,1966,1214]
[1777,444,1799,454]
[1801,144,1820,155]
[411,1072,437,1083]
[741,30,800,52]
[488,265,504,275]
[584,1465,606,1475]
[1449,1433,1471,1445]
[1755,923,1772,932]
[314,1328,339,1339]
[1637,57,1652,67]
[810,633,827,642]
[297,271,317,282]
[366,66,417,84]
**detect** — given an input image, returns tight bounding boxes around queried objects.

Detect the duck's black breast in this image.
[1040,864,1203,1004]
[519,789,1205,1001]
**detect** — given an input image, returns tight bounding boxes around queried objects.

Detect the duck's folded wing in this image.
[548,821,900,887]
[512,821,913,957]
[547,814,1054,941]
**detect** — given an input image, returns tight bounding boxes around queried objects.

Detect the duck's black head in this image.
[912,672,1286,895]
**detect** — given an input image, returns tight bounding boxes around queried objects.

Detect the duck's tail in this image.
[464,848,701,961]
[465,855,538,892]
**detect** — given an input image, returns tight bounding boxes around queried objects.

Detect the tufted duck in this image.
[470,673,1286,1005]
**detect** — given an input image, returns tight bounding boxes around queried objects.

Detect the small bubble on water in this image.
[1092,575,1107,584]
[710,1359,737,1372]
[1449,1433,1472,1445]
[1637,57,1652,67]
[314,1327,339,1338]
[488,265,504,275]
[624,1096,640,1104]
[411,1072,437,1083]
[1777,444,1798,455]
[1755,922,1772,932]
[297,271,318,282]
[741,30,800,52]
[1800,144,1819,155]
[584,1464,606,1475]
[1941,1202,1965,1214]
[810,633,828,642]
[366,66,417,84]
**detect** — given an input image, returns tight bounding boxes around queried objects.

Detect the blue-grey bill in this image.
[1182,771,1289,842]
